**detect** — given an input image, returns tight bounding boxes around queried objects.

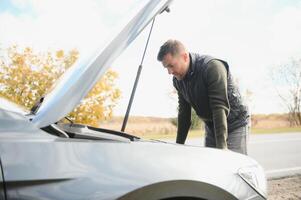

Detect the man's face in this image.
[162,52,188,80]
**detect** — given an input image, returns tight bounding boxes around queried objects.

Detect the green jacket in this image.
[173,53,249,148]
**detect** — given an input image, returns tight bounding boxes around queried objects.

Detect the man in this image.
[157,39,249,155]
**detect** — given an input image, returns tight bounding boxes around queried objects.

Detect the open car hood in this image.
[30,0,173,128]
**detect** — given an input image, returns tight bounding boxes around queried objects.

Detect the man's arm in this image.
[206,60,230,149]
[176,91,191,144]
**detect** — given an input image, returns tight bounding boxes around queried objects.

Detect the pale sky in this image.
[1,0,301,117]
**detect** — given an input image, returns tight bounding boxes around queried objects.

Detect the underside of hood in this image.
[30,0,173,128]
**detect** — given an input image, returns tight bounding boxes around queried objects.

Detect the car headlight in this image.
[238,165,267,199]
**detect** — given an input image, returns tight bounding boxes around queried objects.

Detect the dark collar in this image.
[183,52,196,80]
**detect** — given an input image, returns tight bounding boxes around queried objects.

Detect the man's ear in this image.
[183,52,189,62]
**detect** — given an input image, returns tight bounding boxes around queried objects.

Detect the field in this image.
[100,114,301,139]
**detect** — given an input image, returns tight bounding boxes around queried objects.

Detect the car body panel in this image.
[0,97,28,116]
[0,157,5,200]
[0,109,264,200]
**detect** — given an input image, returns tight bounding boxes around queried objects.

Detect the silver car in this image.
[0,0,267,199]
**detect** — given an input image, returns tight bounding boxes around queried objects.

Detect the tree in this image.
[67,70,120,126]
[0,45,120,127]
[271,58,301,126]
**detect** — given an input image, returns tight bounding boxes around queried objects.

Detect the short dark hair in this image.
[157,39,185,61]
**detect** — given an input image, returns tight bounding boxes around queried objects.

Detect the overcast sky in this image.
[1,0,301,117]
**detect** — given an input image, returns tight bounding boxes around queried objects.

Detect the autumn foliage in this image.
[0,45,120,127]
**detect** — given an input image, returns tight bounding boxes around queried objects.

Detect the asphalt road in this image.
[162,132,301,179]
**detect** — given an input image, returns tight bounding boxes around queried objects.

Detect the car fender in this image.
[118,180,238,200]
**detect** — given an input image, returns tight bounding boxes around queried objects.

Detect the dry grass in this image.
[100,116,176,136]
[100,114,301,139]
[251,114,292,129]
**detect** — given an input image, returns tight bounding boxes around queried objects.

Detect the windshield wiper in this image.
[30,96,45,115]
[64,117,74,124]
[57,123,140,142]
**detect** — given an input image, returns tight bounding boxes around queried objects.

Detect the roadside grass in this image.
[139,127,301,140]
[141,129,204,140]
[251,127,301,134]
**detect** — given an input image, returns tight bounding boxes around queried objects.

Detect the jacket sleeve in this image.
[173,80,191,144]
[205,60,230,149]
